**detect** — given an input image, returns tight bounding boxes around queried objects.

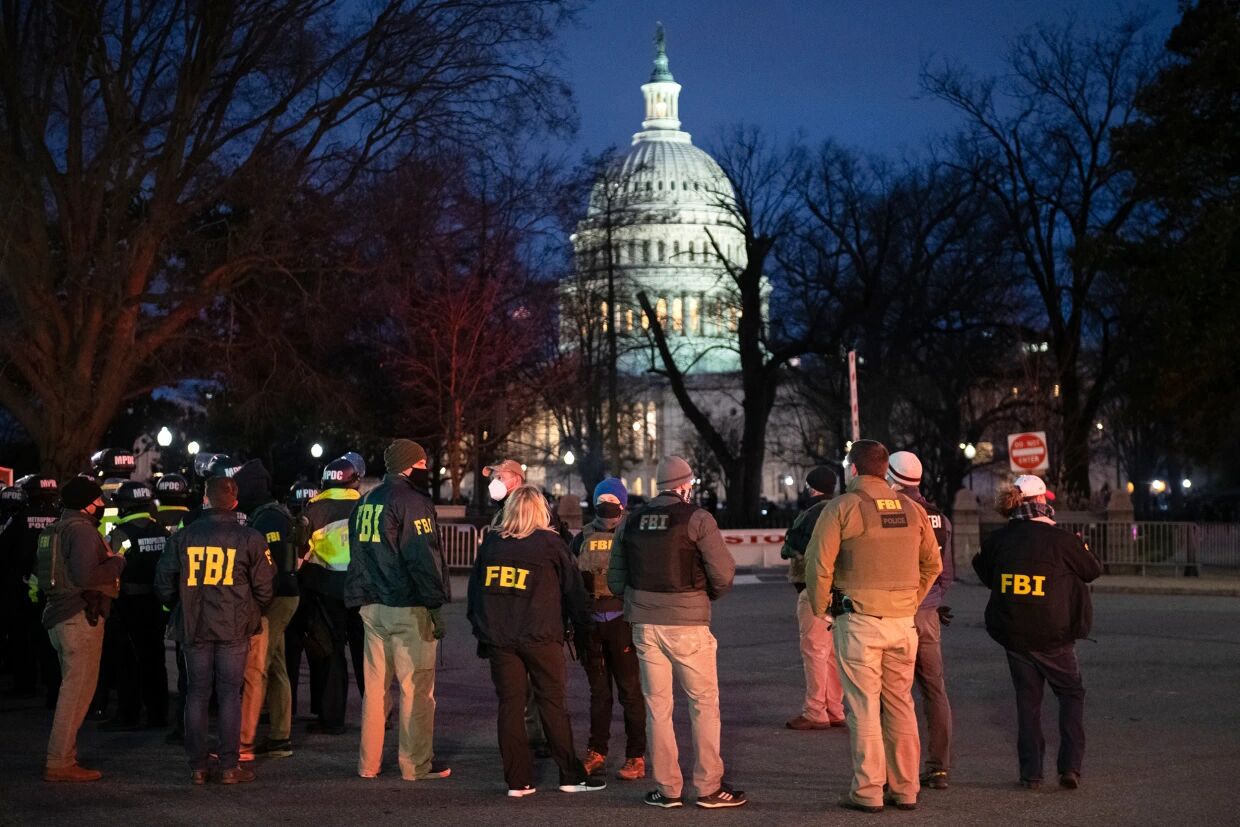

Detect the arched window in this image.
[673,240,680,257]
[688,241,695,262]
[655,297,668,326]
[601,301,609,332]
[687,295,700,334]
[645,181,652,191]
[642,241,651,263]
[670,180,676,190]
[627,240,636,263]
[657,241,665,262]
[671,296,683,332]
[633,476,643,496]
[645,402,658,460]
[657,180,663,190]
[625,308,634,331]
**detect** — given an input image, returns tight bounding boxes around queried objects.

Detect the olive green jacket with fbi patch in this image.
[344,474,448,610]
[804,475,942,619]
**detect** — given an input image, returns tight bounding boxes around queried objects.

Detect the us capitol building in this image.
[515,27,806,506]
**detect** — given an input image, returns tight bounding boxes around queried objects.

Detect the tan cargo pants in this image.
[832,612,921,807]
[357,604,437,780]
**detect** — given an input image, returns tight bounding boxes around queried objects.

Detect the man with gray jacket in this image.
[607,456,746,810]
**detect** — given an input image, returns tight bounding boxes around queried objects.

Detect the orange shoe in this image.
[44,764,102,782]
[583,750,606,775]
[617,757,646,780]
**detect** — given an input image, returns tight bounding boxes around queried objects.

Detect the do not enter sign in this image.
[1007,431,1049,474]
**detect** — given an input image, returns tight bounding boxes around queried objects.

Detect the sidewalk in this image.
[1090,574,1240,597]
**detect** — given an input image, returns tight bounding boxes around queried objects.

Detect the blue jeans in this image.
[184,639,249,771]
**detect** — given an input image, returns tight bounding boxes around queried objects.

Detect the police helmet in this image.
[287,478,320,511]
[321,457,359,489]
[205,454,243,479]
[1,484,28,509]
[154,473,190,503]
[341,451,367,480]
[89,448,137,480]
[114,480,156,512]
[17,474,59,500]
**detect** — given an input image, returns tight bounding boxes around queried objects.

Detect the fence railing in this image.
[439,523,482,570]
[980,520,1240,576]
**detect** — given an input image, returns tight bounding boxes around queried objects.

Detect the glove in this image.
[937,605,953,627]
[428,608,446,640]
[24,575,39,604]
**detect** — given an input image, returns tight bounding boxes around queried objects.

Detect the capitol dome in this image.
[572,25,748,375]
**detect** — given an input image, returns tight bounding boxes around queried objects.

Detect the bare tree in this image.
[0,0,576,475]
[922,14,1159,497]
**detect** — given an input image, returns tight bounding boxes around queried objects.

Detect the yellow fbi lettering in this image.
[186,546,238,587]
[484,565,530,590]
[588,539,612,551]
[874,499,902,511]
[355,504,384,543]
[1000,573,1047,596]
[412,517,433,536]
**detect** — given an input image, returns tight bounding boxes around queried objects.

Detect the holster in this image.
[828,589,849,618]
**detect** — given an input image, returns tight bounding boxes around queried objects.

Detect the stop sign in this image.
[1007,431,1049,473]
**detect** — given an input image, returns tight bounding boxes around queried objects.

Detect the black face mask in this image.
[407,468,430,490]
[596,501,622,520]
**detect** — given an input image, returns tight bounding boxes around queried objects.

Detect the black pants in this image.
[171,643,188,735]
[108,595,169,726]
[285,595,315,715]
[304,587,349,727]
[489,642,585,789]
[1005,645,1086,781]
[583,618,646,759]
[347,605,365,699]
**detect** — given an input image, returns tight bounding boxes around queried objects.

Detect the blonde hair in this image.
[995,486,1025,518]
[498,485,551,539]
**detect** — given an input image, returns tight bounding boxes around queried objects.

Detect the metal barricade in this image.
[438,523,481,570]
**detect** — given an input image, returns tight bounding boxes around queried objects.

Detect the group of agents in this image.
[7,434,1101,811]
[781,440,1100,812]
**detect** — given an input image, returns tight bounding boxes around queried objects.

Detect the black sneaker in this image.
[559,776,607,793]
[257,738,293,758]
[644,790,684,808]
[697,785,748,809]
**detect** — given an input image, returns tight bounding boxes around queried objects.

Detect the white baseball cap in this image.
[1013,475,1048,498]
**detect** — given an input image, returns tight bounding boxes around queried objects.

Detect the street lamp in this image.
[186,440,200,455]
[963,443,977,460]
[563,450,575,466]
[156,426,173,447]
[310,443,324,459]
[782,475,794,487]
[1182,479,1192,490]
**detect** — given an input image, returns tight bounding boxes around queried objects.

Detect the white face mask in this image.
[488,477,509,502]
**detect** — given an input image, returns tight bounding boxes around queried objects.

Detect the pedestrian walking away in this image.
[972,475,1103,792]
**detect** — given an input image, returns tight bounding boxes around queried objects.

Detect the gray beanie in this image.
[384,439,426,474]
[656,455,694,490]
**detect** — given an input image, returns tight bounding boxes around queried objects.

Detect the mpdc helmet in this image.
[1,484,28,509]
[286,478,320,513]
[90,448,137,480]
[321,457,359,489]
[16,474,59,500]
[205,454,243,479]
[114,480,156,512]
[154,473,190,503]
[341,451,367,479]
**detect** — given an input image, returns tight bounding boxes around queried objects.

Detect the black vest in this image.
[623,499,707,594]
[110,516,169,593]
[921,500,948,552]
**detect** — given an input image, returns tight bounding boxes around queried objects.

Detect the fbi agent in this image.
[156,476,274,785]
[804,440,942,814]
[972,475,1102,792]
[467,485,602,798]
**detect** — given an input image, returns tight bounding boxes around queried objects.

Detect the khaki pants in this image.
[833,613,921,807]
[358,604,437,780]
[264,597,300,741]
[239,617,269,752]
[46,614,105,769]
[631,624,723,799]
[796,590,844,722]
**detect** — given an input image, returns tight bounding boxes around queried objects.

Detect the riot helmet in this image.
[287,478,320,514]
[321,457,359,489]
[17,474,59,502]
[204,454,243,479]
[89,448,137,480]
[341,451,367,480]
[1,484,28,511]
[154,473,190,505]
[114,480,156,515]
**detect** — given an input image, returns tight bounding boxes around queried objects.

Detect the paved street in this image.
[2,582,1237,826]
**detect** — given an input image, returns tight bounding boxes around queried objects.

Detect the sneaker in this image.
[190,770,209,786]
[507,785,537,798]
[409,762,452,780]
[921,770,949,790]
[1059,771,1081,790]
[785,714,833,731]
[43,764,102,783]
[837,792,883,813]
[583,750,606,775]
[644,790,683,808]
[697,785,749,809]
[216,766,256,785]
[257,738,294,758]
[559,776,607,793]
[617,757,646,780]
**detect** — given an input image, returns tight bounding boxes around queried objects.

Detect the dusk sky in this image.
[558,0,1177,158]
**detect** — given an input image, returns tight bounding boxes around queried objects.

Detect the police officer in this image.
[780,465,846,731]
[89,449,137,537]
[972,475,1102,791]
[286,478,320,519]
[571,478,646,781]
[1,475,60,702]
[233,459,300,759]
[804,440,942,813]
[346,439,451,781]
[37,477,126,782]
[282,478,319,716]
[101,481,170,730]
[467,484,602,797]
[608,456,746,810]
[296,456,362,734]
[153,474,192,531]
[156,475,274,785]
[885,451,955,790]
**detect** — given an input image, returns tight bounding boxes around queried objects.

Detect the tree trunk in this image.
[1058,367,1093,501]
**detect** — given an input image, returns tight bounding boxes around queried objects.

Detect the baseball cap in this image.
[1013,475,1048,498]
[482,459,525,482]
